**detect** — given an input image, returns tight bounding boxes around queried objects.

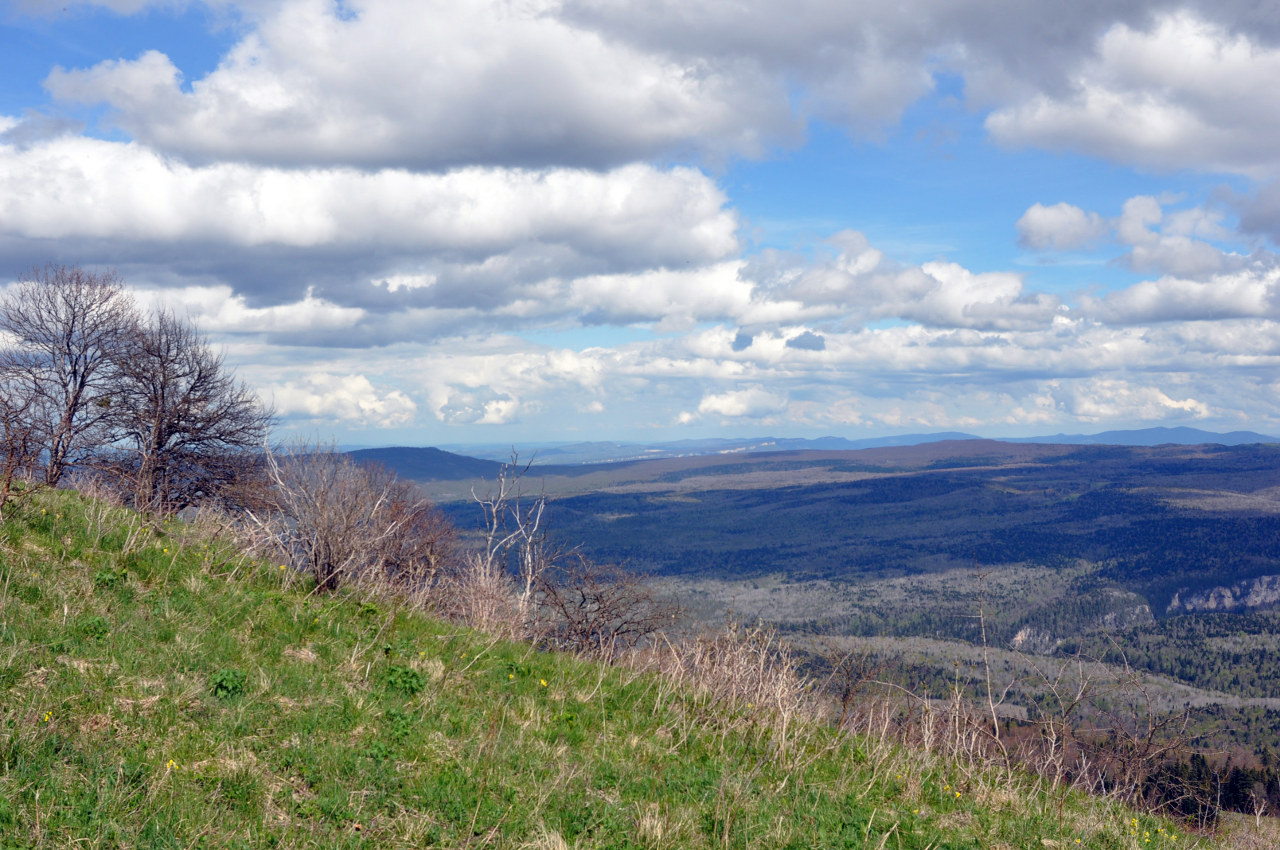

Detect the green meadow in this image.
[0,489,1244,848]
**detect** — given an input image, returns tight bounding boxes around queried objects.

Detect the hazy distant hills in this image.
[347,446,504,480]
[1003,426,1279,447]
[436,433,982,465]
[382,427,1279,477]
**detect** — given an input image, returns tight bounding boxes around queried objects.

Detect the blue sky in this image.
[3,0,1280,445]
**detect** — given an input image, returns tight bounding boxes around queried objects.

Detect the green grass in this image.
[0,489,1227,848]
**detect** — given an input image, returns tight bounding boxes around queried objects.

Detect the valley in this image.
[375,437,1280,760]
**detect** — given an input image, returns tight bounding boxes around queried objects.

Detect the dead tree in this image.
[0,265,136,485]
[110,310,272,512]
[0,367,43,517]
[471,453,565,629]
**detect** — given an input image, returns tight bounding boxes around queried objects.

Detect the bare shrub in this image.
[535,556,681,658]
[437,554,523,639]
[643,621,812,718]
[629,621,817,765]
[248,443,454,593]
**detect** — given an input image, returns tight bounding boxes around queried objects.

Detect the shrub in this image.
[93,568,126,590]
[249,443,455,593]
[210,668,248,699]
[385,665,425,697]
[77,615,110,640]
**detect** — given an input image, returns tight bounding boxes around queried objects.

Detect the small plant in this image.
[385,707,414,741]
[93,568,127,590]
[210,668,248,699]
[77,615,110,640]
[385,665,425,697]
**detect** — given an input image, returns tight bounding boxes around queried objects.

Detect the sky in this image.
[3,0,1280,446]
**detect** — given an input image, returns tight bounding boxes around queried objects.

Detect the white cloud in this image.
[267,372,417,427]
[1016,202,1108,251]
[569,263,751,328]
[694,386,788,419]
[0,136,734,256]
[1085,266,1280,324]
[1058,378,1211,422]
[33,2,1280,182]
[0,135,738,326]
[987,11,1280,177]
[746,235,1063,331]
[1114,195,1246,278]
[134,284,365,334]
[45,0,793,169]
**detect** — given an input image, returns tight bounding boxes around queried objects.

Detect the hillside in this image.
[348,446,505,480]
[0,489,1243,848]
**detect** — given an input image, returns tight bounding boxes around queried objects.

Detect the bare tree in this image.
[110,310,272,512]
[249,443,455,593]
[0,264,136,485]
[471,453,566,628]
[0,366,42,516]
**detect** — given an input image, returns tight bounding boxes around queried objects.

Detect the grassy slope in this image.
[0,490,1231,849]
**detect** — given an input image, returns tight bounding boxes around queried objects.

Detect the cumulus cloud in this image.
[570,263,751,328]
[1017,202,1108,251]
[1234,180,1280,245]
[1058,378,1211,422]
[0,136,733,258]
[11,1,1280,440]
[785,330,826,351]
[746,234,1063,331]
[44,0,794,169]
[1085,266,1280,324]
[0,135,737,322]
[267,372,417,427]
[1114,195,1245,278]
[987,11,1280,176]
[1019,193,1251,280]
[688,386,788,420]
[29,1,1280,181]
[135,285,365,336]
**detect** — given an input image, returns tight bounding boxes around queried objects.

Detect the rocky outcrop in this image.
[1168,574,1280,613]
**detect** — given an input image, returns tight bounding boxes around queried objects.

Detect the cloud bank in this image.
[4,0,1280,439]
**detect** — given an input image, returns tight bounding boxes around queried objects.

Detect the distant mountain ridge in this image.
[355,427,1279,485]
[347,446,504,480]
[1003,426,1279,446]
[436,426,1278,466]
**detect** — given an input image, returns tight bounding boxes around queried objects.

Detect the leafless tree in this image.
[0,264,136,485]
[0,366,42,517]
[471,453,566,627]
[110,310,272,512]
[249,443,454,593]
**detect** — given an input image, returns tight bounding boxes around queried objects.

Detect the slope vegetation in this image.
[0,489,1245,848]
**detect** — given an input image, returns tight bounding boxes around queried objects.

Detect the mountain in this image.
[348,445,503,480]
[436,427,1278,466]
[438,432,982,465]
[1010,426,1279,446]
